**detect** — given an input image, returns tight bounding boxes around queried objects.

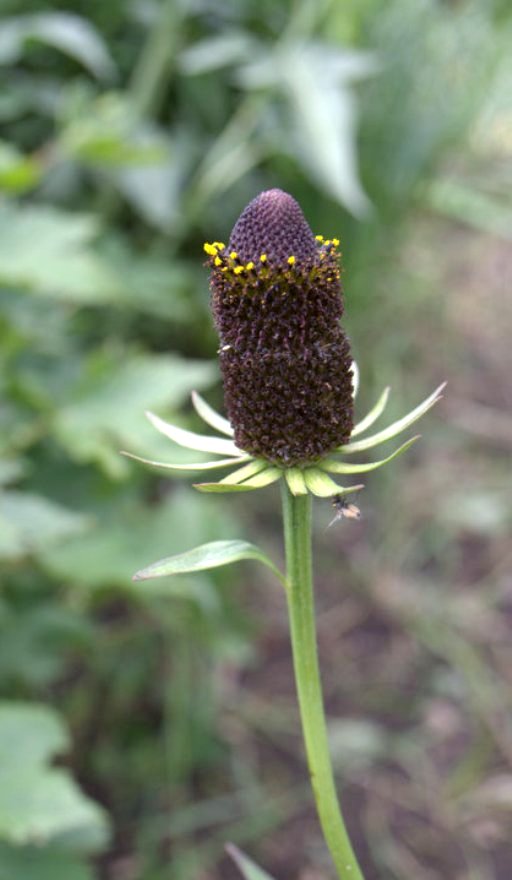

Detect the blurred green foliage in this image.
[1,0,511,878]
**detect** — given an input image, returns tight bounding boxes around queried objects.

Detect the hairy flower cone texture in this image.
[205,189,354,467]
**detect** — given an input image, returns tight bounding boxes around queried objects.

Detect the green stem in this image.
[281,483,365,880]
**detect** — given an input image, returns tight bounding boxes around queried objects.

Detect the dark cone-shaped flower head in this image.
[204,189,354,467]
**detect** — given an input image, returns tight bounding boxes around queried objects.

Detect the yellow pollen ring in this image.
[230,251,238,260]
[203,242,218,256]
[287,255,296,265]
[315,235,324,242]
[233,265,244,275]
[332,238,340,247]
[246,261,255,270]
[259,254,267,263]
[214,256,222,267]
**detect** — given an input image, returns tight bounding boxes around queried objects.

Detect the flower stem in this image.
[281,483,365,880]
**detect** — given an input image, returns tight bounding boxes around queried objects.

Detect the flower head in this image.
[123,190,445,499]
[204,189,353,467]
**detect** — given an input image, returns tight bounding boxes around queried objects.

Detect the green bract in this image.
[122,370,445,499]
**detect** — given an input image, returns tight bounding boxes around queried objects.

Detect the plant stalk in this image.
[281,483,365,880]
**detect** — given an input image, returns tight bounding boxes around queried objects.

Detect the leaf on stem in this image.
[132,539,286,587]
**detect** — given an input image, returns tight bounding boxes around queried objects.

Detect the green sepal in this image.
[339,383,445,454]
[284,468,308,496]
[320,436,419,474]
[303,469,364,498]
[220,460,269,485]
[226,844,277,880]
[132,540,286,588]
[195,467,281,493]
[351,386,390,437]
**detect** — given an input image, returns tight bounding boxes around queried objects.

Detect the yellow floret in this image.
[230,251,238,260]
[203,242,218,256]
[260,254,267,263]
[287,255,296,265]
[213,241,225,249]
[246,261,255,270]
[315,235,324,242]
[233,265,244,275]
[214,256,222,266]
[332,238,340,247]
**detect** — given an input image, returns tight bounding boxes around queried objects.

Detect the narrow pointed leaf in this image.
[321,436,419,474]
[226,844,276,880]
[285,467,308,496]
[146,411,243,457]
[350,360,360,399]
[221,460,268,485]
[338,383,446,454]
[191,390,234,436]
[351,386,390,437]
[120,450,248,471]
[133,539,286,587]
[303,468,364,498]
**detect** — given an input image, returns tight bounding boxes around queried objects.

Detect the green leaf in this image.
[351,386,390,437]
[60,92,167,168]
[0,204,119,304]
[0,492,90,562]
[53,354,216,477]
[0,842,93,880]
[321,436,419,475]
[226,844,276,880]
[179,32,257,75]
[39,488,237,592]
[278,44,376,216]
[133,540,286,588]
[0,14,116,80]
[0,142,40,193]
[0,702,109,851]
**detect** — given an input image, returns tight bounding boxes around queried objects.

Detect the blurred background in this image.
[0,0,511,878]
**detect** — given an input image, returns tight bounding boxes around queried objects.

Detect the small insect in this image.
[327,494,361,528]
